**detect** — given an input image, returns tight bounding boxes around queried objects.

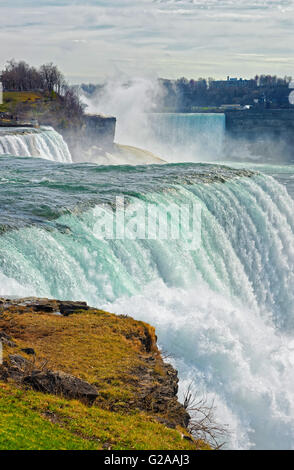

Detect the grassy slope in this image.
[0,383,198,450]
[0,91,72,129]
[0,91,48,113]
[0,307,210,451]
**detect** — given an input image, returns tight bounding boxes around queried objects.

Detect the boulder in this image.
[23,370,98,405]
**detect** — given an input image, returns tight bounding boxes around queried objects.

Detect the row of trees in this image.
[159,75,293,110]
[256,75,292,87]
[1,60,65,93]
[81,75,293,111]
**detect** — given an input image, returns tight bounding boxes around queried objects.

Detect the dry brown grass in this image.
[0,308,159,409]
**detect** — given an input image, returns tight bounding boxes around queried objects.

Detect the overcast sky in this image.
[0,0,293,83]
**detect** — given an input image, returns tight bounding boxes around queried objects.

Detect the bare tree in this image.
[1,60,44,91]
[61,84,85,119]
[40,63,65,93]
[1,60,65,94]
[183,383,230,449]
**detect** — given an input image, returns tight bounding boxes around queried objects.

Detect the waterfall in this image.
[114,113,226,162]
[147,113,226,161]
[0,166,294,449]
[0,127,72,163]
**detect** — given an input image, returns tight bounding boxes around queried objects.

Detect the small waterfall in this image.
[0,126,72,163]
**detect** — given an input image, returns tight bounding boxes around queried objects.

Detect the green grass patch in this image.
[0,91,45,113]
[0,383,202,450]
[0,307,210,450]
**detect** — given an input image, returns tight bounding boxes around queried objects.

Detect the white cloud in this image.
[0,0,293,81]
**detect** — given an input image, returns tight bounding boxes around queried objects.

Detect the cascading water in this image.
[0,126,72,163]
[83,79,225,163]
[145,113,226,161]
[0,156,294,449]
[114,112,226,162]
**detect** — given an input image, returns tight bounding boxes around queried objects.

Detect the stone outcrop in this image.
[0,297,190,431]
[136,357,190,429]
[0,297,89,316]
[0,353,98,405]
[23,370,99,405]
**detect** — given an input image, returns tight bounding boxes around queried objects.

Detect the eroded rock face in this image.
[225,109,294,162]
[137,358,190,429]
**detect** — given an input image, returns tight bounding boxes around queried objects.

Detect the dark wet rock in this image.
[21,348,35,356]
[23,370,98,405]
[0,297,90,316]
[58,301,89,316]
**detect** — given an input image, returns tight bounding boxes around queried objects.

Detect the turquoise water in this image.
[0,153,294,449]
[146,113,226,160]
[0,155,253,230]
[1,119,294,449]
[220,161,294,197]
[114,113,226,162]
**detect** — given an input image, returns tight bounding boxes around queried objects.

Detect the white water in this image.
[1,172,294,449]
[0,127,72,163]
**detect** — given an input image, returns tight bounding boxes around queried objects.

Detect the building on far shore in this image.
[210,77,257,88]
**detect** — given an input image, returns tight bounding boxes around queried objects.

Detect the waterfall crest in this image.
[0,168,294,449]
